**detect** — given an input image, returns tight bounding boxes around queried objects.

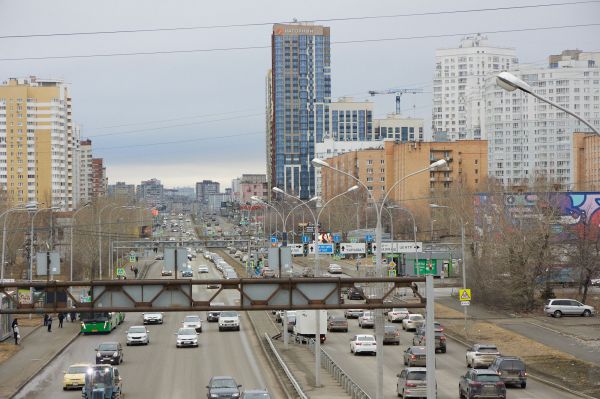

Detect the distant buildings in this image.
[79,139,93,205]
[136,178,164,207]
[91,158,107,198]
[432,34,518,141]
[196,180,220,205]
[267,23,331,199]
[107,181,136,203]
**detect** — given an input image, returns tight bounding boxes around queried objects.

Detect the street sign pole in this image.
[426,274,436,399]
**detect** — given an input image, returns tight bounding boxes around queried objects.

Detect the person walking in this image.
[47,315,53,332]
[70,310,76,323]
[43,314,48,326]
[58,312,65,328]
[12,319,20,345]
[356,258,361,272]
[133,267,139,278]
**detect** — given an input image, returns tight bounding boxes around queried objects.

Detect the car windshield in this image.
[98,343,117,351]
[392,308,407,312]
[68,366,88,374]
[128,327,146,333]
[410,315,424,320]
[331,317,346,323]
[362,312,374,317]
[407,371,426,381]
[384,326,398,332]
[88,368,113,385]
[411,347,426,354]
[475,374,501,382]
[357,336,375,342]
[178,328,196,335]
[211,378,237,388]
[220,311,238,317]
[184,316,200,323]
[145,313,161,317]
[479,347,499,353]
[243,393,270,399]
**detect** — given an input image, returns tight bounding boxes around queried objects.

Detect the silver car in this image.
[396,367,427,398]
[358,311,375,328]
[402,314,424,331]
[544,298,595,318]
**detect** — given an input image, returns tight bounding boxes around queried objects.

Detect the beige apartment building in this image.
[0,77,77,209]
[573,132,600,191]
[321,140,488,211]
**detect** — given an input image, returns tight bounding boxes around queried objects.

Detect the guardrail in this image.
[264,333,309,399]
[307,338,371,399]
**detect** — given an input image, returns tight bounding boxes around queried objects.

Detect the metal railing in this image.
[307,338,371,399]
[264,333,309,399]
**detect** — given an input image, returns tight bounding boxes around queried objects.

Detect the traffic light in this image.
[334,242,341,254]
[303,243,309,257]
[367,242,373,255]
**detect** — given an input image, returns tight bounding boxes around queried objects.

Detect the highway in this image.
[14,223,284,399]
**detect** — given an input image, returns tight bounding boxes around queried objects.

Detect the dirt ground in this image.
[437,303,600,397]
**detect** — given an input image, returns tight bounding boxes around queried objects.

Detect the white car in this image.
[402,314,425,331]
[328,264,343,274]
[182,315,202,333]
[358,311,375,328]
[175,327,198,348]
[218,311,240,331]
[143,312,164,325]
[466,344,501,368]
[388,308,410,322]
[350,334,377,355]
[198,265,209,273]
[126,325,149,346]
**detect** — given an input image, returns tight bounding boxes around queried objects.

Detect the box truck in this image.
[293,309,327,343]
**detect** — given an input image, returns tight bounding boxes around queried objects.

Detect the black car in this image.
[181,269,193,278]
[488,356,527,388]
[206,376,241,399]
[95,342,123,365]
[347,287,365,300]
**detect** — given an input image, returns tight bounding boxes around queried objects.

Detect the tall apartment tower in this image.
[0,77,77,210]
[484,50,600,187]
[432,35,518,141]
[195,180,220,204]
[268,23,331,199]
[79,139,93,204]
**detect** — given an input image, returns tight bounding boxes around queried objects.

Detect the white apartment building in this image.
[433,34,518,141]
[484,50,600,187]
[79,139,93,205]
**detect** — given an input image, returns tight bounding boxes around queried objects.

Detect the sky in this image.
[0,0,599,189]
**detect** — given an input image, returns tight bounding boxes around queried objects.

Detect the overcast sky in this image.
[1,0,598,189]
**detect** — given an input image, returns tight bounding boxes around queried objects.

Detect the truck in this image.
[293,309,327,343]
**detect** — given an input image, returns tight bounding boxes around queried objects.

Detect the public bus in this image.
[80,312,125,334]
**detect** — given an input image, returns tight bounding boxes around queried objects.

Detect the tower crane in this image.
[368,88,423,115]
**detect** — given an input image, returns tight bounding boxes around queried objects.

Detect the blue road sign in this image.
[365,234,373,242]
[333,234,341,243]
[318,244,334,254]
[271,236,278,243]
[302,235,310,244]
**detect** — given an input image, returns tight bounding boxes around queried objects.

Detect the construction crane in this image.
[368,88,423,115]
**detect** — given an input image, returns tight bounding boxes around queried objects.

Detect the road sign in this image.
[289,243,304,255]
[388,269,397,277]
[271,236,278,243]
[388,261,396,268]
[36,251,60,276]
[317,243,334,254]
[116,268,126,276]
[302,235,310,244]
[340,242,366,254]
[461,301,471,306]
[333,234,341,243]
[414,259,438,275]
[459,289,472,301]
[365,234,373,242]
[381,242,394,253]
[129,255,136,263]
[395,241,423,253]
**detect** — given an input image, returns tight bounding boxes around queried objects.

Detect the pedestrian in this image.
[47,315,53,332]
[43,314,48,326]
[133,267,139,278]
[58,312,64,328]
[70,310,76,323]
[356,258,361,272]
[12,319,19,345]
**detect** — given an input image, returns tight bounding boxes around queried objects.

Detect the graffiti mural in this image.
[475,192,600,241]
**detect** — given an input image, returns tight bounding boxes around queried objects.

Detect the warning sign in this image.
[459,289,472,301]
[117,268,126,276]
[388,261,396,268]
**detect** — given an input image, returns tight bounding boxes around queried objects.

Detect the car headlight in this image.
[232,394,239,398]
[113,352,119,357]
[211,394,218,398]
[96,352,101,357]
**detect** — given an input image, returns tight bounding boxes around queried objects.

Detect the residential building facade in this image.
[137,178,164,207]
[239,174,268,203]
[91,158,106,198]
[268,23,331,199]
[196,180,220,204]
[78,139,93,205]
[573,132,600,191]
[432,34,518,141]
[484,50,600,187]
[107,181,136,203]
[0,77,78,210]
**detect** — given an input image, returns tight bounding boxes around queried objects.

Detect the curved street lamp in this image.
[497,71,599,135]
[29,205,60,282]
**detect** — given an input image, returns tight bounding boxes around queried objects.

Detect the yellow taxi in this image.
[63,363,90,390]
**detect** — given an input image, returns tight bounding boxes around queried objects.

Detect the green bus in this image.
[80,312,125,334]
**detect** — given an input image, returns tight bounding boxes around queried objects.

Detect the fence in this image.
[264,333,309,399]
[307,338,371,399]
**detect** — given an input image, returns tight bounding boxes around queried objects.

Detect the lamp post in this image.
[497,71,599,135]
[388,205,419,276]
[314,157,446,399]
[98,203,116,280]
[29,206,59,282]
[1,204,32,281]
[108,205,137,279]
[70,203,91,284]
[430,204,467,333]
[431,219,437,241]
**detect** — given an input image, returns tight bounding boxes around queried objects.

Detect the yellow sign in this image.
[459,289,472,301]
[388,261,396,268]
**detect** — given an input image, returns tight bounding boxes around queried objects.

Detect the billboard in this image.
[139,225,152,238]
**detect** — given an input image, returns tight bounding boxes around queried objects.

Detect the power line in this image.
[1,23,598,62]
[0,1,597,40]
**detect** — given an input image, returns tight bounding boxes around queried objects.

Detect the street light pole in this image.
[98,204,116,280]
[388,205,419,276]
[70,204,91,284]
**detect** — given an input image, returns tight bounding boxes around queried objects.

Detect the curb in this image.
[9,330,81,399]
[444,332,598,399]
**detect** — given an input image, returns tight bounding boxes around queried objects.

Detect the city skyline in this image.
[0,0,598,187]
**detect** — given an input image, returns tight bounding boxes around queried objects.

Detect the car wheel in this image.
[553,310,562,318]
[126,343,130,346]
[521,382,527,389]
[402,324,406,330]
[459,387,464,399]
[583,309,592,317]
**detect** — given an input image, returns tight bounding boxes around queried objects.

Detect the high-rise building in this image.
[137,178,164,207]
[484,50,600,188]
[107,181,136,203]
[432,34,518,141]
[195,180,220,204]
[268,23,331,199]
[91,158,106,198]
[239,174,268,203]
[78,139,93,204]
[573,132,600,191]
[0,76,78,209]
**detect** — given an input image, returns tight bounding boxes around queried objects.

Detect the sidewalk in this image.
[0,319,80,399]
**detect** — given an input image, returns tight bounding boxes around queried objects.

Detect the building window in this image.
[367,159,373,165]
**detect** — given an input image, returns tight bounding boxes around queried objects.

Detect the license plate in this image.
[92,329,97,332]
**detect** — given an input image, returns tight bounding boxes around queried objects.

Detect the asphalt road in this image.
[14,228,284,399]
